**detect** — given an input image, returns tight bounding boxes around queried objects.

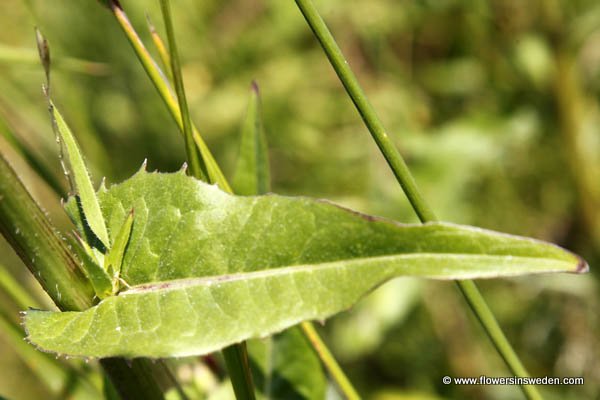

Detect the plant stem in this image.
[108,0,231,191]
[222,343,257,400]
[157,2,255,399]
[300,322,360,400]
[159,0,207,182]
[0,154,94,311]
[146,14,173,82]
[293,1,542,399]
[0,153,171,400]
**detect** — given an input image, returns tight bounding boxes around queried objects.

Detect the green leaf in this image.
[50,101,110,248]
[71,234,113,300]
[24,171,586,358]
[232,82,270,196]
[105,209,134,285]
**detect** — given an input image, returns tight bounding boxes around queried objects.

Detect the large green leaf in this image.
[24,170,586,358]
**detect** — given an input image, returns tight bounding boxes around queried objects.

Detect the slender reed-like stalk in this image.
[293,1,542,399]
[158,1,255,398]
[146,14,173,82]
[159,0,207,182]
[107,0,231,191]
[300,322,360,400]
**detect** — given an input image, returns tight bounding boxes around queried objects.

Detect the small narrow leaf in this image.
[50,102,110,248]
[35,28,109,249]
[105,209,134,282]
[24,172,587,358]
[72,234,113,300]
[232,82,270,196]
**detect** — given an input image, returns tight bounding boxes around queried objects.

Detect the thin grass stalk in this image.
[158,1,255,398]
[158,0,207,182]
[0,266,43,310]
[146,14,173,82]
[106,0,231,191]
[292,1,542,399]
[300,322,360,400]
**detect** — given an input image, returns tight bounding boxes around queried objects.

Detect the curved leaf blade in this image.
[25,171,586,358]
[51,101,110,248]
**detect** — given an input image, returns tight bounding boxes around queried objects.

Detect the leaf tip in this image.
[35,27,50,79]
[179,162,188,174]
[576,257,590,274]
[99,177,108,192]
[251,80,260,94]
[137,158,148,174]
[146,13,156,33]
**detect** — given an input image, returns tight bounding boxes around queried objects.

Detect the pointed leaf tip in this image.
[145,13,156,32]
[35,28,50,82]
[576,258,590,274]
[134,159,148,175]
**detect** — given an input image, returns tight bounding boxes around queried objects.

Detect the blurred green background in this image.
[0,0,599,399]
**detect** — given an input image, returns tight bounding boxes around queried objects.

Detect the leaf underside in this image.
[24,171,586,358]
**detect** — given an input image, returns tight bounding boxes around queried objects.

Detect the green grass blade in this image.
[222,343,257,400]
[158,2,254,398]
[299,323,357,400]
[0,43,109,75]
[106,0,231,192]
[0,110,66,197]
[232,83,270,196]
[0,266,41,311]
[294,0,435,222]
[159,0,207,182]
[146,14,173,83]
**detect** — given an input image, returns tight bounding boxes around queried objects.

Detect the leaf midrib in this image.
[121,253,577,296]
